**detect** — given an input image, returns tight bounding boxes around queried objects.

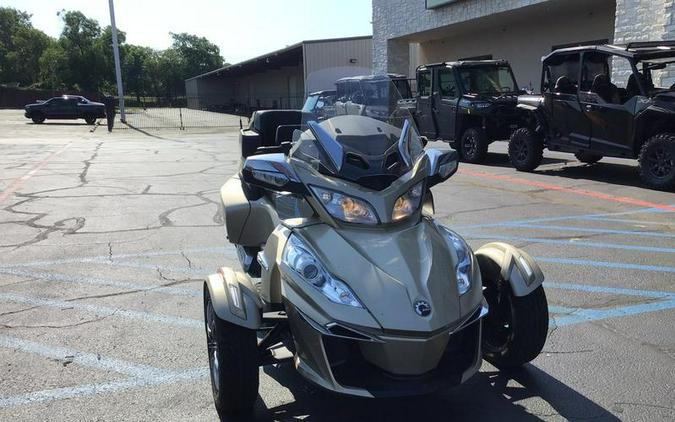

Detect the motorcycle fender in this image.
[204,266,262,329]
[475,242,544,297]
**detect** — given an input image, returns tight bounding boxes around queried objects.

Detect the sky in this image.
[2,0,373,64]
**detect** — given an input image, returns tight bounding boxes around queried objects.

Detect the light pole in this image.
[108,0,126,122]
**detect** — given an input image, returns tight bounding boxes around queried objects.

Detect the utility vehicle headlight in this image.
[310,186,378,225]
[282,234,362,307]
[392,181,424,222]
[439,226,473,295]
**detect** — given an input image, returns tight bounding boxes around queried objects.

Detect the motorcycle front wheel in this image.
[204,290,259,417]
[482,278,549,369]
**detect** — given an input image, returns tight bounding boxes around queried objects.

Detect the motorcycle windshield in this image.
[291,77,424,191]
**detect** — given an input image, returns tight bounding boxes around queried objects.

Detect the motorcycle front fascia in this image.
[272,214,485,397]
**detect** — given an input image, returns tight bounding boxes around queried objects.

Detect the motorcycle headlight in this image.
[310,186,378,225]
[439,226,473,295]
[392,181,424,222]
[282,234,362,307]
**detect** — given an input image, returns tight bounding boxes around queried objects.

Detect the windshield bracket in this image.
[307,120,344,172]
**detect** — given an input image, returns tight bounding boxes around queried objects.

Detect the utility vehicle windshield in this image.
[292,78,424,190]
[458,65,518,95]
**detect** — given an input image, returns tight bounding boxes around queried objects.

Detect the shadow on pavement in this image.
[226,363,619,422]
[475,151,647,190]
[27,121,93,126]
[536,162,644,189]
[478,151,569,168]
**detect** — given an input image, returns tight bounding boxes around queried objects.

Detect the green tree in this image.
[2,7,226,102]
[56,10,106,91]
[0,7,53,86]
[122,44,154,102]
[170,32,224,79]
[37,43,68,89]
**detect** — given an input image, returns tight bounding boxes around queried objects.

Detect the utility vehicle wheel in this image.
[84,115,97,125]
[508,128,543,171]
[460,127,489,163]
[482,279,549,369]
[638,133,675,190]
[575,151,603,164]
[31,113,45,124]
[204,290,258,417]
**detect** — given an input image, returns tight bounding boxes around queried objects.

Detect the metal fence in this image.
[115,94,304,130]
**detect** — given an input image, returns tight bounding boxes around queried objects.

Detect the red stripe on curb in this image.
[457,168,675,212]
[0,143,72,203]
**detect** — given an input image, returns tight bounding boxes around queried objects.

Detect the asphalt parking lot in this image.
[0,109,673,421]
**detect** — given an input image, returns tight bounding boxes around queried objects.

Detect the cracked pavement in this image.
[0,109,674,421]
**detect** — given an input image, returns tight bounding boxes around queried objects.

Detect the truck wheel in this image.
[204,289,258,417]
[31,113,45,124]
[482,278,549,369]
[575,151,603,164]
[508,128,543,171]
[84,115,97,125]
[638,133,675,190]
[460,127,489,163]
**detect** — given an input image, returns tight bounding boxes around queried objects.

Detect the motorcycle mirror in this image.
[241,153,305,194]
[426,148,459,188]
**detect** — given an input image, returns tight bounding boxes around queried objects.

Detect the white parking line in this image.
[0,335,166,379]
[0,334,208,408]
[0,268,201,298]
[0,246,234,269]
[0,293,202,329]
[0,370,208,408]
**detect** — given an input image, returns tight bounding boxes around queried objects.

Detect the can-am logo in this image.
[414,300,431,317]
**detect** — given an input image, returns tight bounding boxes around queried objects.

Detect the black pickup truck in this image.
[24,95,106,125]
[411,60,526,163]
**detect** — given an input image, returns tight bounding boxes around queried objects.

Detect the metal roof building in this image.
[185,36,372,112]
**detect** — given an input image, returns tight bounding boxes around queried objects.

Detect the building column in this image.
[373,37,410,76]
[614,0,675,86]
[373,0,410,76]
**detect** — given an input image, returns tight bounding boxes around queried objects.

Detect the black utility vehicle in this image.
[335,74,413,118]
[510,41,675,190]
[301,90,336,120]
[24,95,105,125]
[413,60,525,163]
[239,110,303,158]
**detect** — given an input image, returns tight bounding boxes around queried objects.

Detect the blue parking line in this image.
[544,281,674,299]
[552,298,675,327]
[580,216,673,226]
[535,257,675,273]
[465,233,675,254]
[544,282,675,327]
[456,204,674,230]
[504,223,675,238]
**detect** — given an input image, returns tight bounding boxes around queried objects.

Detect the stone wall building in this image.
[373,0,674,89]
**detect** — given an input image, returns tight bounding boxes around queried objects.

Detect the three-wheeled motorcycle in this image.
[204,78,549,418]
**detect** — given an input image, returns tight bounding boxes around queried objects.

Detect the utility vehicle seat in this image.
[256,110,303,147]
[240,110,302,158]
[591,74,620,104]
[554,76,576,94]
[627,73,653,98]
